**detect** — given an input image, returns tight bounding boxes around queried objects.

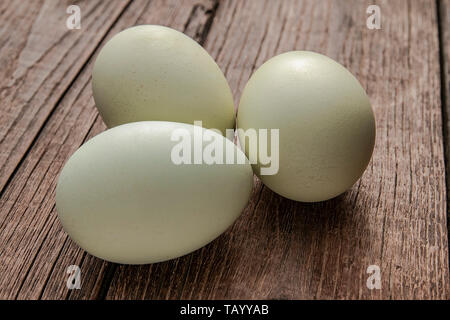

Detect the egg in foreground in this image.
[56,121,253,264]
[92,25,235,135]
[237,51,376,202]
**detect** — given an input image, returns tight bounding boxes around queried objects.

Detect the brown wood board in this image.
[0,0,448,300]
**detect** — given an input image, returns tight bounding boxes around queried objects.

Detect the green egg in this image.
[237,51,376,202]
[56,121,253,264]
[92,25,235,135]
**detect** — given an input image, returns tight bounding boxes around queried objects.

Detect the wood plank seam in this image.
[97,0,449,300]
[0,4,139,294]
[437,0,450,272]
[34,105,97,300]
[0,0,447,300]
[0,1,134,201]
[0,0,132,195]
[89,0,222,299]
[2,2,136,298]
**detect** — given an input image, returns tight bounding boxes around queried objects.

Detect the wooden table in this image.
[0,0,449,300]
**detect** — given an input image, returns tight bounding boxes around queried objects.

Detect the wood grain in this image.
[0,0,219,300]
[0,0,448,300]
[440,0,450,242]
[105,0,449,299]
[0,0,133,195]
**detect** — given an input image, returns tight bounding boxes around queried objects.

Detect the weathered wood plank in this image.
[440,0,450,246]
[1,0,447,300]
[0,0,219,300]
[0,0,131,194]
[104,0,449,299]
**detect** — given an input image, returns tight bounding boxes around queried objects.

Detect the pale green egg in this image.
[237,51,376,202]
[92,25,235,135]
[56,121,253,264]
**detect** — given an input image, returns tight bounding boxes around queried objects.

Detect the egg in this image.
[92,25,235,135]
[56,121,253,264]
[237,51,376,202]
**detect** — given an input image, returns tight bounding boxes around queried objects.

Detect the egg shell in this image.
[92,25,235,135]
[237,51,376,202]
[56,121,253,264]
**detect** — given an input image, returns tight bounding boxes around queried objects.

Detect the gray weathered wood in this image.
[0,0,219,300]
[0,0,448,300]
[440,0,450,248]
[0,0,131,194]
[105,0,450,299]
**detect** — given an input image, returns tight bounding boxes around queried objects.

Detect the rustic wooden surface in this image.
[0,0,449,300]
[441,0,450,242]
